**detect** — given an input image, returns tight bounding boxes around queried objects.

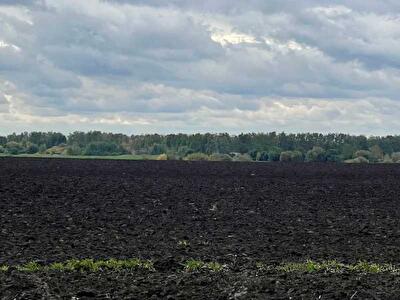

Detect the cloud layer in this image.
[0,0,400,135]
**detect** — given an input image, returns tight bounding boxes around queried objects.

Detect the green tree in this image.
[256,151,269,161]
[280,151,293,162]
[26,143,39,154]
[65,143,82,156]
[84,142,125,156]
[354,150,372,160]
[369,145,384,162]
[39,144,47,154]
[291,150,304,162]
[5,142,24,155]
[306,146,326,162]
[268,147,282,162]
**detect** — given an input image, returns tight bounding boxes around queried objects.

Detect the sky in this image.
[1,0,400,136]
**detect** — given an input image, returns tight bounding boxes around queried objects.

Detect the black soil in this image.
[1,158,400,299]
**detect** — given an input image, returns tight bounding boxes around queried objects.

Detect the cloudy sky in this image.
[1,0,400,135]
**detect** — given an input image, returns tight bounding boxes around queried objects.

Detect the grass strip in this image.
[8,258,155,273]
[1,259,399,274]
[183,259,225,272]
[273,260,400,274]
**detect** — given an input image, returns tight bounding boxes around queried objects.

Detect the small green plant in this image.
[184,259,204,272]
[18,262,42,272]
[184,260,224,272]
[48,262,65,271]
[349,261,394,274]
[277,260,398,274]
[205,262,224,272]
[256,262,265,270]
[178,240,190,248]
[0,265,9,272]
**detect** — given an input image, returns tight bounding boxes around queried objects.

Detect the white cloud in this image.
[0,0,399,135]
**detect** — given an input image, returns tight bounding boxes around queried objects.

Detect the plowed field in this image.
[1,158,400,299]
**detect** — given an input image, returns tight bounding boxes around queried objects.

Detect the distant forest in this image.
[1,131,400,163]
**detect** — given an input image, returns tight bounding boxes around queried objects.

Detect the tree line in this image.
[1,131,400,163]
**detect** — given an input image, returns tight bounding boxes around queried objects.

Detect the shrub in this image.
[354,150,372,160]
[26,143,39,154]
[369,145,384,162]
[177,146,194,158]
[150,144,166,155]
[46,146,65,155]
[166,151,180,160]
[383,154,393,163]
[392,152,400,163]
[326,149,341,162]
[232,153,253,162]
[249,150,258,160]
[280,151,293,162]
[84,142,125,156]
[345,156,369,164]
[0,146,4,153]
[64,143,82,156]
[156,154,168,160]
[291,150,304,162]
[5,141,24,155]
[256,151,269,161]
[38,144,47,154]
[306,146,326,162]
[268,148,282,162]
[184,153,209,161]
[209,153,232,161]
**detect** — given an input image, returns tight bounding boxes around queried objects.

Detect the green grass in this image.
[17,261,42,272]
[0,153,158,161]
[0,258,398,275]
[183,259,224,272]
[4,258,154,273]
[177,240,190,248]
[0,265,9,272]
[277,260,399,274]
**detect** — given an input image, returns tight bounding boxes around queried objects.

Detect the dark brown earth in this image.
[1,157,400,299]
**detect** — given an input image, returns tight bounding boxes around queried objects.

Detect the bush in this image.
[150,144,166,155]
[84,142,125,156]
[306,146,326,162]
[383,154,393,163]
[5,142,24,155]
[232,153,253,162]
[369,145,384,162]
[64,143,82,155]
[268,148,281,162]
[280,151,293,162]
[46,146,65,155]
[38,144,47,154]
[209,153,232,161]
[156,154,168,160]
[0,146,4,153]
[345,156,369,164]
[354,150,372,160]
[26,143,39,154]
[177,146,194,158]
[291,150,304,162]
[166,151,181,160]
[326,149,341,162]
[249,150,258,160]
[392,152,400,163]
[184,153,209,161]
[256,151,269,161]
